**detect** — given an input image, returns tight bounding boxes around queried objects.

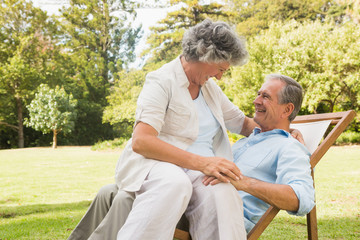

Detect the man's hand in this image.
[200,156,243,184]
[202,175,220,186]
[202,174,246,188]
[203,174,249,190]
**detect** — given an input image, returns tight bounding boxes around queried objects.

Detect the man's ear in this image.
[282,103,294,119]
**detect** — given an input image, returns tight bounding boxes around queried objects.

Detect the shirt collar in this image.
[174,55,190,88]
[253,127,291,138]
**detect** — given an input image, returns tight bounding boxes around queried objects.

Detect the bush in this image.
[91,138,128,151]
[335,131,360,145]
[228,132,244,145]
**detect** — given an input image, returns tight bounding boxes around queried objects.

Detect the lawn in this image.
[0,146,359,239]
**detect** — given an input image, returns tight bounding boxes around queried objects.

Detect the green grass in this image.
[0,146,359,239]
[0,146,120,239]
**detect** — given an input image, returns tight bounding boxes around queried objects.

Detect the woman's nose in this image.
[214,72,224,80]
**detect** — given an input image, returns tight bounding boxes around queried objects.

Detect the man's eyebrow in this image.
[258,90,272,99]
[263,92,272,99]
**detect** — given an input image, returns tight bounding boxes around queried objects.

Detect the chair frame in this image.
[174,110,356,240]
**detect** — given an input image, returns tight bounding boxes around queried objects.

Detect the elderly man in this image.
[67,74,314,239]
[204,74,315,232]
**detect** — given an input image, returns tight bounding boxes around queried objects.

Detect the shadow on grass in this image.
[0,201,93,240]
[0,200,91,219]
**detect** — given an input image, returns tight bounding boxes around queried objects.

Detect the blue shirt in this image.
[232,128,315,233]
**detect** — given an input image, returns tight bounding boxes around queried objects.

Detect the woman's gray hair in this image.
[266,74,303,122]
[182,19,249,66]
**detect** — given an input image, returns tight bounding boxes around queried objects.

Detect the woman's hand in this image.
[200,156,243,184]
[290,128,305,145]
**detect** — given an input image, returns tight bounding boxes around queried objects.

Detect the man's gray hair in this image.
[266,74,303,122]
[182,19,249,66]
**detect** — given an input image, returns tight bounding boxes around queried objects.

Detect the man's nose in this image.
[253,96,261,105]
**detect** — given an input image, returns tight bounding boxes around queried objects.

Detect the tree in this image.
[336,0,360,24]
[59,0,141,103]
[25,84,77,149]
[225,0,341,37]
[0,0,60,148]
[224,20,360,117]
[57,0,142,145]
[103,69,146,138]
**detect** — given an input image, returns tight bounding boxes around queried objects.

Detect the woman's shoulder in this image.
[146,58,180,85]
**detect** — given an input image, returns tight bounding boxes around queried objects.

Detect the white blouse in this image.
[186,90,220,157]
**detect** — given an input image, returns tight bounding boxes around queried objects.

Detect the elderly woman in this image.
[69,19,256,240]
[116,19,255,239]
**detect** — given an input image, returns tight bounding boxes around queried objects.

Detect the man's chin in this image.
[253,116,261,126]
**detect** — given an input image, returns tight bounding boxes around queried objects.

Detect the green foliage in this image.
[53,0,142,146]
[0,0,61,148]
[59,0,141,102]
[335,131,360,145]
[25,84,77,148]
[342,0,360,23]
[103,69,146,137]
[91,137,128,151]
[228,132,244,144]
[224,20,360,117]
[225,0,348,37]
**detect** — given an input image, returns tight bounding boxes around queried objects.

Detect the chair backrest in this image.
[292,111,356,168]
[247,110,356,240]
[290,120,331,154]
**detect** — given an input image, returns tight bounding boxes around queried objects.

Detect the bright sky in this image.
[130,8,170,68]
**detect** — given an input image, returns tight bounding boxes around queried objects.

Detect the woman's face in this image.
[190,61,230,87]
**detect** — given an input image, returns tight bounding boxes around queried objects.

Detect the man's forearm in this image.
[231,176,299,211]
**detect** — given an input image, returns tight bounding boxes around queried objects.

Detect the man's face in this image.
[253,79,288,132]
[191,61,230,86]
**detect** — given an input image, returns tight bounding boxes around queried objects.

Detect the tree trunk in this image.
[16,96,24,148]
[52,129,58,149]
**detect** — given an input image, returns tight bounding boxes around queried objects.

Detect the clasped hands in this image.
[201,156,244,188]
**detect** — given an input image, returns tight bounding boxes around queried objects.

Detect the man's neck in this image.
[260,124,290,133]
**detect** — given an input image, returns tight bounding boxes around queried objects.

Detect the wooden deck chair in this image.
[174,110,356,240]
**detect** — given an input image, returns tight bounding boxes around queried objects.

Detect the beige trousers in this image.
[67,162,246,240]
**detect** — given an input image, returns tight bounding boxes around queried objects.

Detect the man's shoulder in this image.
[277,136,311,159]
[259,130,310,156]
